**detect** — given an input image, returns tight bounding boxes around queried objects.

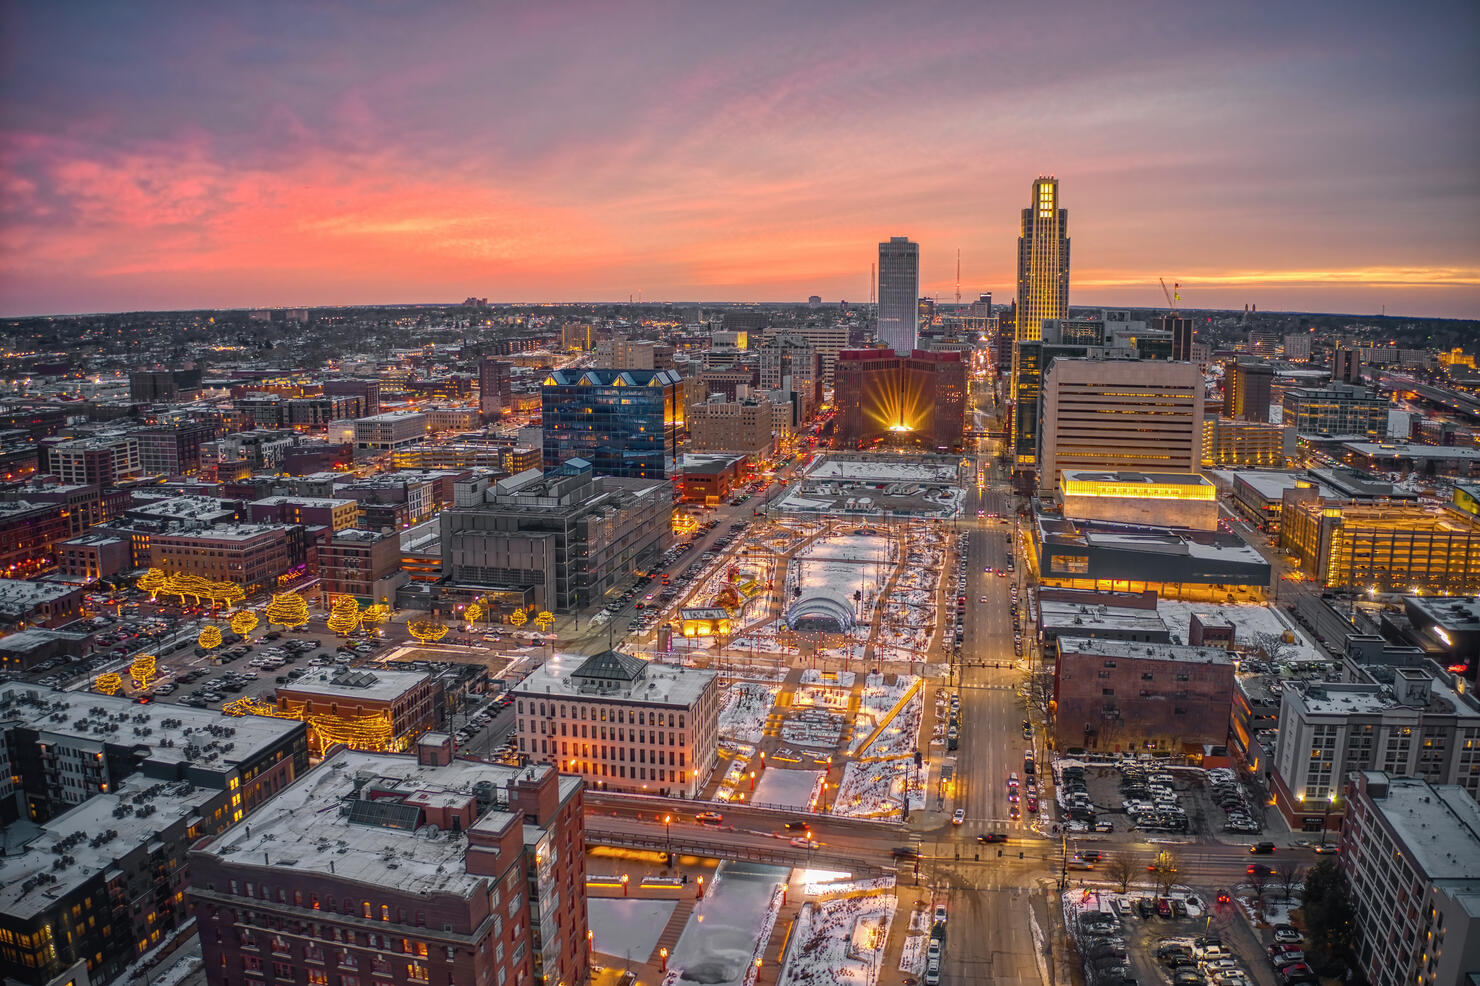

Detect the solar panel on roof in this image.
[346,798,421,831]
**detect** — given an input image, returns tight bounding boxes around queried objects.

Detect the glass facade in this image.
[540,369,681,479]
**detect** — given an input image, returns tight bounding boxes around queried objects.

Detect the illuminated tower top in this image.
[1016,177,1070,350]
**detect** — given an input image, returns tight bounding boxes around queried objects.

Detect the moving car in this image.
[977,833,1007,844]
[1250,841,1277,854]
[951,808,965,825]
[695,811,723,825]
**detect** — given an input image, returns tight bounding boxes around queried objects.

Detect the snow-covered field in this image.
[588,898,678,962]
[849,673,919,755]
[665,862,789,986]
[781,709,846,748]
[719,682,780,744]
[898,935,928,975]
[778,894,896,986]
[790,532,891,605]
[751,768,825,810]
[808,459,958,483]
[801,668,855,687]
[793,684,849,709]
[832,758,924,817]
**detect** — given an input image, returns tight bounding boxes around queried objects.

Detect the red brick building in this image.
[1053,636,1235,754]
[833,348,965,451]
[319,528,408,603]
[188,743,588,986]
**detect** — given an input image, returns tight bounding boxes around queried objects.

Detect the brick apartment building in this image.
[319,528,408,603]
[188,742,588,986]
[1053,636,1235,754]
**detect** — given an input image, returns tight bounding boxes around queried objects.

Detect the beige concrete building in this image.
[687,396,792,459]
[1038,358,1204,494]
[1202,417,1295,468]
[513,650,720,798]
[761,323,851,385]
[593,334,657,370]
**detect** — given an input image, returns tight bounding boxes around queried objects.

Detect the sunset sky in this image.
[2,1,1477,317]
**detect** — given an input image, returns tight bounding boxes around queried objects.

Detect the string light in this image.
[230,610,260,636]
[408,619,449,643]
[94,672,123,696]
[266,591,310,629]
[128,654,157,689]
[326,596,361,636]
[197,626,223,650]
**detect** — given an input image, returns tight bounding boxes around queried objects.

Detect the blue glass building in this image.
[540,368,683,479]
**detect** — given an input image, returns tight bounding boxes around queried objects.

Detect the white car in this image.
[933,904,947,925]
[952,808,965,825]
[789,837,818,849]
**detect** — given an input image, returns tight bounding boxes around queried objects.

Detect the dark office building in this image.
[134,422,212,476]
[128,367,203,403]
[322,377,381,417]
[541,368,683,479]
[833,348,965,451]
[478,357,513,420]
[1224,359,1273,422]
[1157,315,1194,362]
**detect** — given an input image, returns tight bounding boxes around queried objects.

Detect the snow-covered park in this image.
[718,681,780,744]
[778,894,897,986]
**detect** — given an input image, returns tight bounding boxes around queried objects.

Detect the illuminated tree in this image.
[162,573,213,605]
[266,591,310,629]
[198,626,222,650]
[128,654,157,689]
[359,604,390,630]
[95,672,124,696]
[137,568,168,598]
[408,619,449,643]
[464,602,484,624]
[533,611,555,632]
[508,608,528,628]
[208,581,245,609]
[230,610,260,636]
[327,596,361,636]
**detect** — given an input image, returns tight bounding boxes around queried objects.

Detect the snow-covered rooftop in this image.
[196,752,578,897]
[514,652,715,707]
[278,667,429,703]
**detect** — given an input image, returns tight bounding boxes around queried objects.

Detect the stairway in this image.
[651,898,695,960]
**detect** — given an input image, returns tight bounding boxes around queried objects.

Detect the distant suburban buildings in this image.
[513,650,720,798]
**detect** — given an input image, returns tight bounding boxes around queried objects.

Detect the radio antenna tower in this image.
[870,263,876,307]
[955,249,961,305]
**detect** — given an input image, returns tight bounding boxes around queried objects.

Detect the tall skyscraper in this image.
[1012,176,1070,469]
[877,236,920,354]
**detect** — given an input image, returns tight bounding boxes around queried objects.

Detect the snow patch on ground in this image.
[588,898,678,962]
[664,862,789,986]
[751,768,824,811]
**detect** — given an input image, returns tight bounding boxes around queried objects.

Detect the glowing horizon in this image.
[1,2,1477,319]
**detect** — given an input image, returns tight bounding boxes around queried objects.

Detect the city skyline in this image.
[1,1,1478,318]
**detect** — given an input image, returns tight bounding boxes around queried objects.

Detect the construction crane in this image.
[1159,277,1181,314]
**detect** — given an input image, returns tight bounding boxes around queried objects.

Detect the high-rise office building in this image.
[1012,176,1070,468]
[1037,358,1203,493]
[1332,345,1365,384]
[1156,315,1194,362]
[1223,359,1273,422]
[877,236,920,354]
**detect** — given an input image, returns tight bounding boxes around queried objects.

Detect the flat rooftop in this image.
[1365,773,1480,882]
[1343,442,1480,462]
[1056,636,1234,666]
[515,652,715,707]
[1060,470,1212,488]
[0,578,78,605]
[0,682,303,772]
[278,667,429,703]
[1406,595,1480,631]
[195,751,578,897]
[0,780,220,919]
[1038,599,1170,636]
[153,523,287,542]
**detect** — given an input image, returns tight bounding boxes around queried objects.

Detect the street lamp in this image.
[1321,792,1336,846]
[660,947,669,972]
[664,814,672,864]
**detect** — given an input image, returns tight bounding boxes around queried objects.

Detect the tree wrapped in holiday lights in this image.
[198,626,222,650]
[463,602,484,624]
[508,608,528,628]
[533,611,555,632]
[136,568,168,599]
[408,619,449,643]
[359,604,390,630]
[209,582,245,609]
[230,610,259,636]
[94,672,123,696]
[128,654,157,689]
[327,596,361,636]
[266,591,310,629]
